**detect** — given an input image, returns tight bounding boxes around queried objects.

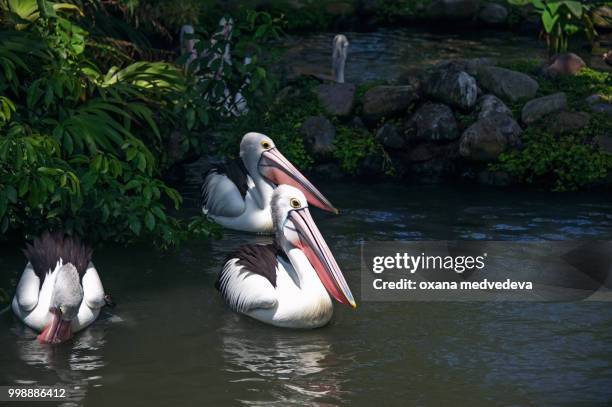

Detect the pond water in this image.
[1,174,612,406]
[1,26,612,406]
[281,28,550,83]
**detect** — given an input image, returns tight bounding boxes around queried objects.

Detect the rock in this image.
[325,2,355,15]
[411,103,459,141]
[459,113,522,161]
[521,92,568,125]
[375,123,405,149]
[426,0,480,20]
[586,93,608,105]
[315,83,356,117]
[300,116,336,158]
[435,57,497,76]
[598,135,612,154]
[591,103,612,116]
[405,142,459,183]
[478,66,539,102]
[477,94,512,120]
[362,83,420,121]
[479,3,508,24]
[543,53,586,77]
[424,68,478,110]
[546,111,590,135]
[478,169,512,186]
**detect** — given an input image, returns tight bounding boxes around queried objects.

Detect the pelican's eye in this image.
[290,198,301,209]
[261,140,272,149]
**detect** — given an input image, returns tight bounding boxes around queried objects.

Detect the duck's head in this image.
[240,132,338,214]
[272,185,356,308]
[38,262,83,344]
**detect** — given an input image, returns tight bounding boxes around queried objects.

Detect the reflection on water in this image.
[221,317,345,406]
[2,314,110,406]
[1,176,612,406]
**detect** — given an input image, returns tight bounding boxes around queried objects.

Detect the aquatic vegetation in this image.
[333,125,382,174]
[494,114,612,191]
[508,0,597,54]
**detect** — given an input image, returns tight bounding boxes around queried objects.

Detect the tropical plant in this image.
[509,0,597,54]
[0,0,219,247]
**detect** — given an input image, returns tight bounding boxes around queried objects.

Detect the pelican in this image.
[332,34,349,83]
[179,24,198,70]
[202,132,337,233]
[12,232,106,344]
[216,185,356,328]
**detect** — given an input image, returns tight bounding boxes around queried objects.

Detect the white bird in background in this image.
[180,18,250,116]
[216,185,356,328]
[332,34,349,83]
[179,24,198,71]
[202,132,337,233]
[12,232,107,344]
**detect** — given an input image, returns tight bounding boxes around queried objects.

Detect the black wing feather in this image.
[216,243,286,290]
[23,231,93,286]
[202,158,249,206]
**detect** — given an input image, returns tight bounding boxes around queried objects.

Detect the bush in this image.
[0,0,220,247]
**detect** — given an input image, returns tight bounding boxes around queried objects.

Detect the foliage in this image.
[178,9,283,132]
[217,80,319,169]
[508,0,597,54]
[502,59,612,110]
[0,0,219,248]
[493,115,612,191]
[333,125,381,174]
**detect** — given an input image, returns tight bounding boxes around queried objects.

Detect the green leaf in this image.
[563,1,583,18]
[144,211,155,231]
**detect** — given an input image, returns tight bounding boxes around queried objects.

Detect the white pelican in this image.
[216,185,356,328]
[202,132,337,233]
[12,232,106,344]
[179,24,198,70]
[332,34,349,83]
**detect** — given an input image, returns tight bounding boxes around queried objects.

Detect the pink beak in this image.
[288,208,356,308]
[38,308,73,344]
[259,149,338,214]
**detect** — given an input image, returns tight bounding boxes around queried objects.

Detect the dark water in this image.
[281,28,548,83]
[282,28,611,84]
[1,177,612,406]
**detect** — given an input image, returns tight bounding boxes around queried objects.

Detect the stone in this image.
[325,2,355,15]
[362,83,420,121]
[521,93,568,125]
[546,111,590,135]
[424,68,478,110]
[598,135,612,154]
[478,169,512,186]
[426,0,480,20]
[543,53,586,77]
[435,57,497,76]
[411,103,459,141]
[477,94,512,120]
[300,116,336,158]
[408,143,435,162]
[459,113,522,161]
[590,103,612,117]
[477,66,539,102]
[479,3,508,24]
[375,123,406,150]
[315,83,356,117]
